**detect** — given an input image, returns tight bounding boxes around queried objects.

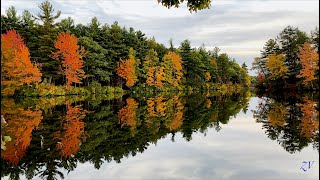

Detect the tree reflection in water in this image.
[5,91,313,179]
[252,92,319,154]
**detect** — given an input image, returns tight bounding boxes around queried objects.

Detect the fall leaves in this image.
[117,49,184,88]
[53,32,86,88]
[116,48,138,87]
[1,30,42,95]
[297,43,319,86]
[258,41,319,89]
[1,30,86,94]
[265,53,288,81]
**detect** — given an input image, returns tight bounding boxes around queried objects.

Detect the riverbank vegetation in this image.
[1,1,250,97]
[252,26,319,92]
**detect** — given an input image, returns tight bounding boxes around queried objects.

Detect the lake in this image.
[1,91,319,180]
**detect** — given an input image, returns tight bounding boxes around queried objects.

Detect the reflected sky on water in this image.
[62,98,318,180]
[1,95,319,180]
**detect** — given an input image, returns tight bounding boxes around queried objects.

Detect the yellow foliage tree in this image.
[265,53,288,80]
[162,52,183,87]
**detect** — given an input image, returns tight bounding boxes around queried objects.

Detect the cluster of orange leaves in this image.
[55,102,86,158]
[298,98,319,139]
[1,30,42,95]
[116,48,138,87]
[1,99,43,165]
[297,43,319,85]
[146,66,166,87]
[53,32,85,88]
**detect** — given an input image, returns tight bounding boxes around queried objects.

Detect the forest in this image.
[1,0,250,97]
[252,26,319,92]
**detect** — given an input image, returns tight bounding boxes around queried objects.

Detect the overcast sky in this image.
[1,0,319,75]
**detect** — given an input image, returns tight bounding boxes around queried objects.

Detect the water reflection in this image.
[252,93,319,154]
[1,91,318,179]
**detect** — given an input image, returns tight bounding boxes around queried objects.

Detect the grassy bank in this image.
[1,81,125,98]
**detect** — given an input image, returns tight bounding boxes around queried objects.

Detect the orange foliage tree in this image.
[1,99,43,165]
[1,30,42,95]
[298,98,319,139]
[53,32,85,88]
[297,42,319,88]
[116,48,138,87]
[54,102,86,158]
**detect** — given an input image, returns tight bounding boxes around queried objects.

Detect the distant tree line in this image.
[252,26,319,91]
[1,1,249,96]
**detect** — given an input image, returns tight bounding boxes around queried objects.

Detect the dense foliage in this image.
[252,26,319,91]
[158,0,212,12]
[1,1,250,97]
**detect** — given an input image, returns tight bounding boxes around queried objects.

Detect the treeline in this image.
[1,1,250,97]
[252,26,319,91]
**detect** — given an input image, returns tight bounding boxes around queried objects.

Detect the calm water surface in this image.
[1,92,319,180]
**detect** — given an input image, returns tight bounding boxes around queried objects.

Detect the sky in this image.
[1,0,319,75]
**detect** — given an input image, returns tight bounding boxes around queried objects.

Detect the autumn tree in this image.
[162,52,183,87]
[297,42,319,88]
[53,32,86,88]
[1,30,42,95]
[265,53,288,81]
[116,48,138,87]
